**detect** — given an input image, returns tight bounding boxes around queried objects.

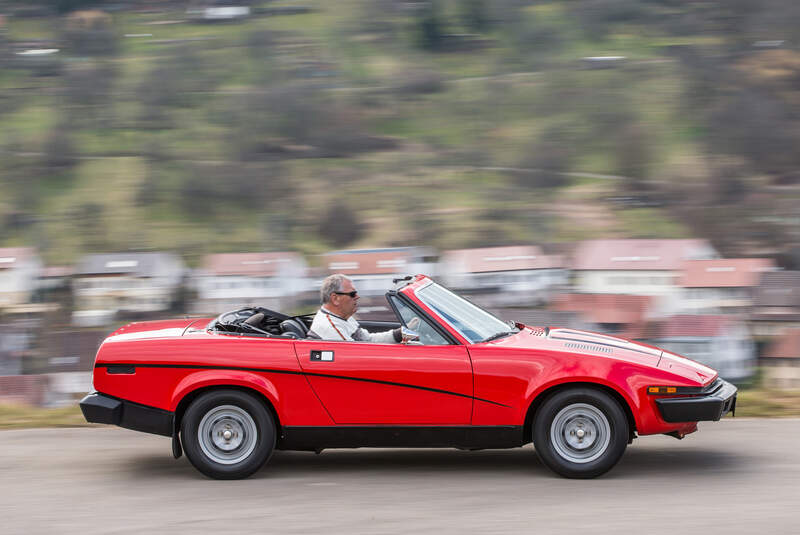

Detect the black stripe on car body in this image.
[94,363,511,408]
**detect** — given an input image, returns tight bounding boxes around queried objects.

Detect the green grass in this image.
[615,207,692,238]
[7,18,56,41]
[734,389,800,418]
[0,404,92,430]
[3,103,58,145]
[33,157,148,262]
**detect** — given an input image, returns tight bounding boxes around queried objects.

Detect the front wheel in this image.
[533,388,628,478]
[181,389,276,479]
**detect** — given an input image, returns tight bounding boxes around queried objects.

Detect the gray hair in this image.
[320,273,350,304]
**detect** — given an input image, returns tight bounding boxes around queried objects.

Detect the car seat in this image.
[280,318,309,338]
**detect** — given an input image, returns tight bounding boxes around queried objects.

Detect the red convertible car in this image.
[81,275,736,479]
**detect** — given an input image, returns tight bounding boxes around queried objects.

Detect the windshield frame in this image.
[386,291,460,345]
[408,280,518,344]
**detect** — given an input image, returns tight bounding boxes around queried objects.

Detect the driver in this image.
[309,274,405,343]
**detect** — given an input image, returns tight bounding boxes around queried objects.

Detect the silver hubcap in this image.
[550,403,611,464]
[198,405,258,465]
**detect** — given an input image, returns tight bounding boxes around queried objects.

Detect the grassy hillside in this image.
[2,1,799,266]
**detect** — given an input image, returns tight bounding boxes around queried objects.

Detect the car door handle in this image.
[310,350,334,362]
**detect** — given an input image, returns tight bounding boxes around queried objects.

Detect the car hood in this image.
[493,326,717,385]
[105,318,205,342]
[656,350,717,384]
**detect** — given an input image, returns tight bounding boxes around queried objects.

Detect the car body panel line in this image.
[94,362,511,408]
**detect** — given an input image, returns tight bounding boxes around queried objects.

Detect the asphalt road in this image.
[2,419,798,534]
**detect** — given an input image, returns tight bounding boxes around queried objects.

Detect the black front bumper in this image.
[80,392,174,437]
[656,379,738,423]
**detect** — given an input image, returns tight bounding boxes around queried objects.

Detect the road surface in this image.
[1,418,797,534]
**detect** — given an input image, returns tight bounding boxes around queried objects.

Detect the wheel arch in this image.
[523,381,637,444]
[174,384,282,439]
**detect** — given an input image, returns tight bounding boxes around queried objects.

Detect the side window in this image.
[389,296,450,346]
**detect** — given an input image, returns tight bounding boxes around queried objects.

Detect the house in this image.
[46,371,93,407]
[550,293,654,336]
[441,245,567,307]
[194,252,307,313]
[186,5,250,22]
[37,265,73,292]
[0,325,28,376]
[0,317,40,375]
[34,329,105,375]
[643,315,755,382]
[320,247,437,297]
[490,308,598,333]
[33,265,74,309]
[31,329,106,405]
[678,258,775,313]
[0,247,43,310]
[761,329,800,390]
[572,239,717,296]
[72,252,185,326]
[0,374,49,406]
[750,271,800,339]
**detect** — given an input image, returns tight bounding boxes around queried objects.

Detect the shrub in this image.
[42,123,76,170]
[63,10,118,57]
[317,201,365,247]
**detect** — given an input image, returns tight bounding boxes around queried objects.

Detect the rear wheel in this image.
[181,389,275,479]
[533,387,628,478]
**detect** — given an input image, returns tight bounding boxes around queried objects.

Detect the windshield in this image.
[414,282,517,344]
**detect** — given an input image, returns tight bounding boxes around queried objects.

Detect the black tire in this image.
[533,387,628,479]
[181,389,276,480]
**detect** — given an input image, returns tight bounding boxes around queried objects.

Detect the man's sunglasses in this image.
[333,290,358,298]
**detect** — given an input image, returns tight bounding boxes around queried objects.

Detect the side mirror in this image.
[401,326,420,344]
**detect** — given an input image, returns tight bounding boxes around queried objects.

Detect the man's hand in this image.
[401,317,422,344]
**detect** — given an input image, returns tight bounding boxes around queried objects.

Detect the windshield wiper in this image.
[481,330,517,343]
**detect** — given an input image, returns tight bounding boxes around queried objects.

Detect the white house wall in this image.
[0,257,43,307]
[73,275,180,315]
[654,324,755,381]
[679,287,754,313]
[194,258,309,313]
[196,260,308,301]
[576,270,678,296]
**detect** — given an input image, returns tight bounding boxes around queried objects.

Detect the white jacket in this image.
[309,308,400,343]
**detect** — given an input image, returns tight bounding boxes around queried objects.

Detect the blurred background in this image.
[1,0,799,418]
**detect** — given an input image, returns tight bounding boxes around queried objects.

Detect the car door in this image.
[294,311,473,425]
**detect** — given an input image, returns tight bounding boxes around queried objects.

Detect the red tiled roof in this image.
[572,239,714,271]
[679,258,775,288]
[41,266,73,278]
[0,247,35,270]
[764,329,800,359]
[443,246,563,273]
[658,315,730,338]
[323,250,414,275]
[551,293,653,325]
[619,320,662,341]
[203,252,303,276]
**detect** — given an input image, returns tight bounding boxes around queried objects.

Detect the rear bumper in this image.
[80,392,174,437]
[655,379,738,423]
